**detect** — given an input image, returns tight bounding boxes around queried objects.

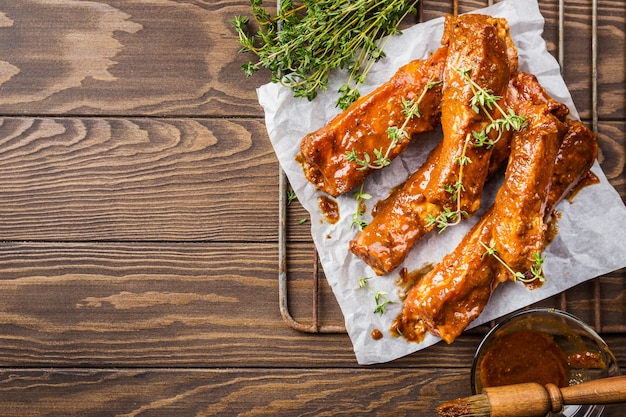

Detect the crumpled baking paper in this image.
[257,0,626,364]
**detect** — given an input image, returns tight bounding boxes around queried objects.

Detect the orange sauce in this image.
[567,171,600,201]
[389,264,434,342]
[567,350,605,369]
[317,195,340,224]
[371,328,383,340]
[480,330,569,388]
[395,264,434,301]
[390,315,427,342]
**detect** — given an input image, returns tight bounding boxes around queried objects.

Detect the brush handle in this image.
[560,375,626,405]
[484,375,626,417]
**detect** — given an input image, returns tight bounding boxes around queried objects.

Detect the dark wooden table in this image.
[0,0,623,415]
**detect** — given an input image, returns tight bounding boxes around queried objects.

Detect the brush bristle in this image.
[437,394,492,417]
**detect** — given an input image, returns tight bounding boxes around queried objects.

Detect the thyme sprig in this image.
[232,0,420,109]
[287,189,298,205]
[351,182,372,231]
[358,276,395,316]
[454,66,528,148]
[345,80,441,170]
[480,241,546,284]
[425,133,472,232]
[345,126,407,171]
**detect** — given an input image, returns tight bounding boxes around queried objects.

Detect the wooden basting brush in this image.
[437,375,626,417]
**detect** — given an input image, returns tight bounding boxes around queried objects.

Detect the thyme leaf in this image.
[351,182,371,231]
[287,189,298,205]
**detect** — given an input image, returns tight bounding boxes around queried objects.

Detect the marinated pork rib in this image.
[396,111,597,345]
[487,103,565,277]
[546,119,598,211]
[423,14,517,213]
[489,72,573,278]
[391,205,498,343]
[349,142,444,276]
[297,47,447,197]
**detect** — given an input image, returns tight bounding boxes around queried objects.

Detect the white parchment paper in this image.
[257,0,626,364]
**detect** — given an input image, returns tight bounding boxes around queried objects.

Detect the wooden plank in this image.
[0,1,621,119]
[0,0,267,117]
[0,116,617,244]
[0,240,477,368]
[0,368,469,417]
[0,117,279,241]
[0,367,625,417]
[0,241,332,367]
[0,241,622,368]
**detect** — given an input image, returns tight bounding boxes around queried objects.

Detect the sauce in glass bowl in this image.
[479,329,569,388]
[471,309,620,417]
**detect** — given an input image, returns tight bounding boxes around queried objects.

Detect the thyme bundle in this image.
[232,0,420,109]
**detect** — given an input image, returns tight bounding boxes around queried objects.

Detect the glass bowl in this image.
[471,308,620,417]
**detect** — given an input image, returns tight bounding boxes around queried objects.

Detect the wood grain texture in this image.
[0,240,475,368]
[598,121,626,199]
[0,0,270,117]
[0,368,625,417]
[0,368,471,417]
[0,117,619,243]
[0,117,279,241]
[0,241,622,370]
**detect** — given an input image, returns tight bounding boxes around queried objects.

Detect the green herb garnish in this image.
[287,189,298,205]
[232,0,420,109]
[480,241,546,284]
[426,68,527,233]
[454,66,528,149]
[358,276,395,316]
[351,182,372,231]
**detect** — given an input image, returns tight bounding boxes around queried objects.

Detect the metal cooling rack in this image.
[277,0,625,335]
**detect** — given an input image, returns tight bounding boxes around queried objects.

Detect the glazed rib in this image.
[397,105,597,344]
[490,72,574,279]
[391,206,499,343]
[488,105,564,277]
[546,118,598,213]
[349,142,443,276]
[297,47,447,197]
[422,14,517,213]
